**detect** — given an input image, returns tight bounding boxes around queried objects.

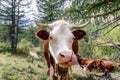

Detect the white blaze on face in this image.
[48,20,74,64]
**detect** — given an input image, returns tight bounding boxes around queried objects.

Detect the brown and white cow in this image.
[99,59,115,72]
[78,58,119,72]
[77,56,94,71]
[84,59,106,72]
[35,20,90,80]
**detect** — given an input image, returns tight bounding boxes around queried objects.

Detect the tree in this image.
[36,0,65,23]
[0,0,32,52]
[65,0,120,40]
[18,27,39,46]
[0,24,10,42]
[65,0,120,27]
[65,0,120,59]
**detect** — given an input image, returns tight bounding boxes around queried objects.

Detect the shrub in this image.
[4,51,12,57]
[2,71,8,80]
[26,56,33,62]
[17,39,34,55]
[0,42,11,52]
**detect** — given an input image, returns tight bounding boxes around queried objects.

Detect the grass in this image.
[0,53,120,80]
[0,53,49,80]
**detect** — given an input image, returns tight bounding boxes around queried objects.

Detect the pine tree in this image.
[0,0,32,53]
[36,0,65,23]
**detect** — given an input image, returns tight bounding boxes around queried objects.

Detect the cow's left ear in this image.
[72,30,86,40]
[36,30,49,40]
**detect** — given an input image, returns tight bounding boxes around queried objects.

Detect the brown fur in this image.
[78,57,118,72]
[43,40,79,80]
[77,56,94,69]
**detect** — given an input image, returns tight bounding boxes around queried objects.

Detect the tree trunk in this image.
[11,0,16,53]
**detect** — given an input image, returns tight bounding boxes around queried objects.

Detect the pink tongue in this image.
[47,65,54,76]
[70,53,77,65]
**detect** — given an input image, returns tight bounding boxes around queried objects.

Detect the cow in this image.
[85,59,106,72]
[99,59,115,72]
[35,20,90,80]
[77,56,94,71]
[79,58,117,72]
[90,59,116,72]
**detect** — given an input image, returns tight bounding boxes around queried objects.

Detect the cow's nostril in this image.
[59,53,65,58]
[65,62,68,64]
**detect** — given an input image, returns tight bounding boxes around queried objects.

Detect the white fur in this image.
[48,20,74,63]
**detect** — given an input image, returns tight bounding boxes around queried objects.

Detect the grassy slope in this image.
[0,53,120,80]
[0,53,49,80]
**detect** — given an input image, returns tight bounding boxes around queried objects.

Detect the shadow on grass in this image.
[75,74,96,80]
[75,72,118,80]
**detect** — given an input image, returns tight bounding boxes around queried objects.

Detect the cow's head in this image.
[35,20,90,67]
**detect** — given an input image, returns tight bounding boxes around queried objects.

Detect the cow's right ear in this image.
[36,30,49,40]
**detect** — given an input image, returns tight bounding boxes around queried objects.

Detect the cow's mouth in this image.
[59,53,77,67]
[59,62,72,67]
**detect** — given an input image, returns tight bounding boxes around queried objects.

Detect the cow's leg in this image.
[57,66,68,80]
[52,75,58,80]
[60,76,67,80]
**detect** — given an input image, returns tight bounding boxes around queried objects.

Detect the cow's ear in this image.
[36,30,49,40]
[72,30,86,40]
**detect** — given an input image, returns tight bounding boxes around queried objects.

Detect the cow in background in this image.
[98,59,120,72]
[78,57,120,72]
[35,20,90,80]
[77,55,94,71]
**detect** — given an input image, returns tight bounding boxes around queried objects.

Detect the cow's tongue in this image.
[47,65,54,76]
[60,54,77,67]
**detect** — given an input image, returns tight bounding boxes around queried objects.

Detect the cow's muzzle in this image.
[58,50,77,67]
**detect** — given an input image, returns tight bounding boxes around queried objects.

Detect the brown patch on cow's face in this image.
[36,30,49,40]
[72,30,86,40]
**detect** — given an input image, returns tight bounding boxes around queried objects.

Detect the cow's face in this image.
[36,20,90,67]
